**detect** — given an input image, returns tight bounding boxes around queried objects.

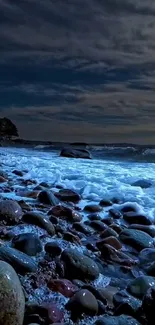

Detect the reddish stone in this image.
[54,189,81,203]
[49,205,82,222]
[42,302,64,324]
[97,236,122,250]
[48,279,78,297]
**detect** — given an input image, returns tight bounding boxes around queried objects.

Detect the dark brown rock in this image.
[12,233,42,256]
[0,199,23,225]
[49,205,82,222]
[123,212,152,225]
[38,190,59,205]
[100,228,118,238]
[23,211,55,235]
[119,229,154,251]
[84,204,103,213]
[97,237,122,251]
[100,199,113,207]
[55,189,81,203]
[129,224,155,237]
[48,279,78,297]
[45,242,62,256]
[61,248,99,280]
[66,289,98,316]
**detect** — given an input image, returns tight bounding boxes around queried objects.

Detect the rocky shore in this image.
[0,166,155,324]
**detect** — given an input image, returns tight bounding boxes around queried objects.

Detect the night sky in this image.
[0,0,155,144]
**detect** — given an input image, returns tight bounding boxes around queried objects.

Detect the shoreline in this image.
[0,150,154,324]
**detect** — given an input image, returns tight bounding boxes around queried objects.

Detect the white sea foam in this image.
[1,147,155,222]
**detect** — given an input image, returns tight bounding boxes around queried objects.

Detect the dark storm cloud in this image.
[0,0,155,143]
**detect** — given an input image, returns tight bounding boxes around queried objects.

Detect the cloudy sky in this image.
[0,0,155,144]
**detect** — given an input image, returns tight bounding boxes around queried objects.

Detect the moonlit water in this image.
[1,146,155,221]
[1,146,155,324]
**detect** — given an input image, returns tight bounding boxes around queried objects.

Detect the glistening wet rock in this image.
[127,275,155,299]
[38,190,59,205]
[123,212,152,225]
[0,199,23,225]
[48,279,78,297]
[113,289,142,317]
[119,229,154,251]
[100,199,113,207]
[61,248,100,280]
[49,205,82,222]
[23,211,55,235]
[129,224,155,237]
[0,245,37,273]
[60,147,91,159]
[12,233,42,256]
[139,248,155,266]
[109,209,123,219]
[100,228,118,238]
[55,189,81,203]
[84,204,103,213]
[97,237,122,250]
[0,261,25,325]
[66,289,98,316]
[45,242,62,256]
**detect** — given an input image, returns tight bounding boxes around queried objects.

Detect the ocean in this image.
[1,145,155,221]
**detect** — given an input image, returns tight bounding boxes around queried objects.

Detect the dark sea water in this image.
[0,146,155,221]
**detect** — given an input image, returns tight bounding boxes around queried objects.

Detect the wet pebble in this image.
[0,199,23,225]
[48,279,78,297]
[123,211,152,225]
[55,189,81,203]
[61,248,100,280]
[45,242,62,257]
[38,190,59,206]
[100,228,118,238]
[66,289,98,317]
[127,275,155,299]
[0,245,37,273]
[119,229,154,251]
[0,261,25,325]
[49,205,82,222]
[23,211,55,236]
[97,237,122,250]
[99,199,113,207]
[109,209,123,219]
[84,204,103,213]
[12,233,42,256]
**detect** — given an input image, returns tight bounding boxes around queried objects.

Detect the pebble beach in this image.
[0,146,155,325]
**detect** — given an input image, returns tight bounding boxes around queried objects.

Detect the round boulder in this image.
[0,261,25,325]
[66,289,98,316]
[0,199,23,225]
[61,248,99,280]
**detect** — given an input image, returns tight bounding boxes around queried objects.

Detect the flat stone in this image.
[119,229,154,251]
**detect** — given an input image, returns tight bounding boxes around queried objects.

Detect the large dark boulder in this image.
[60,147,91,159]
